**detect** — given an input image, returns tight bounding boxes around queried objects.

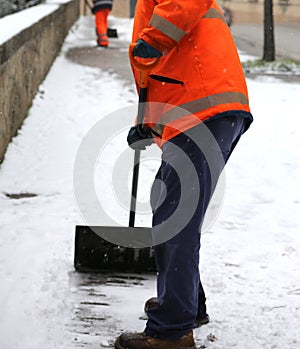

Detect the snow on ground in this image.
[0,14,300,349]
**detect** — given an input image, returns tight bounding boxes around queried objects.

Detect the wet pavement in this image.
[231,22,300,63]
[66,17,134,86]
[66,17,300,87]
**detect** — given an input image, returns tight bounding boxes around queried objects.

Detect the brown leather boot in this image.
[144,297,210,328]
[115,331,196,349]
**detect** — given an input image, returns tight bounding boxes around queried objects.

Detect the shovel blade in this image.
[107,28,118,38]
[74,225,156,273]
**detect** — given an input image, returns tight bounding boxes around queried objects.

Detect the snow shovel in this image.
[74,45,160,273]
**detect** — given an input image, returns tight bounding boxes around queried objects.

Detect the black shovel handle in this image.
[128,44,160,227]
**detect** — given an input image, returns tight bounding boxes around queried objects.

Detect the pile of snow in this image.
[242,58,300,76]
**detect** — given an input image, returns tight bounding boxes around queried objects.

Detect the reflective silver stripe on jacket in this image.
[149,13,186,42]
[149,8,226,43]
[93,0,113,6]
[202,8,226,23]
[152,92,249,136]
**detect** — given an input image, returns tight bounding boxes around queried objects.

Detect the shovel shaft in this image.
[137,87,147,124]
[129,149,141,227]
[129,86,148,227]
[128,44,160,227]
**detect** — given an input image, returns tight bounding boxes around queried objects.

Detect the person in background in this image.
[92,0,113,47]
[115,0,253,348]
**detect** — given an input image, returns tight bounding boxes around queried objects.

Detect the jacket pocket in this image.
[150,74,184,86]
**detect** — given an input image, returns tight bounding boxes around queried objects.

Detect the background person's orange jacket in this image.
[131,0,252,145]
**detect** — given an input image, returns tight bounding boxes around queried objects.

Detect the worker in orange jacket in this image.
[115,0,253,348]
[92,0,113,47]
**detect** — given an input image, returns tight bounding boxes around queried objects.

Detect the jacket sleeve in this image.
[140,0,213,54]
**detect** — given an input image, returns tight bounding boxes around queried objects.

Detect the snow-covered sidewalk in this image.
[0,15,299,349]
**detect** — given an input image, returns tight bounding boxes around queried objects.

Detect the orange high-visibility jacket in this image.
[131,0,251,145]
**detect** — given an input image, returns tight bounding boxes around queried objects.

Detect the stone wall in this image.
[0,0,80,163]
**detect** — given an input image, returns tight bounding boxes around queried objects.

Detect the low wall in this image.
[0,0,80,163]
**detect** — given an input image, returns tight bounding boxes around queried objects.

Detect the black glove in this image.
[127,125,154,150]
[133,39,162,58]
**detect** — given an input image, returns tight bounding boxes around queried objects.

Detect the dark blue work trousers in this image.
[145,114,249,340]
